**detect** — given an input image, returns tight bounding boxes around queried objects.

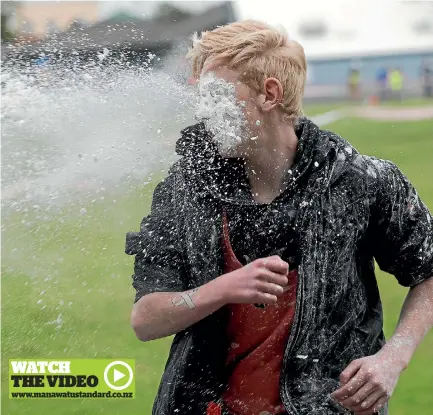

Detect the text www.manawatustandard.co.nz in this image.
[10,391,133,399]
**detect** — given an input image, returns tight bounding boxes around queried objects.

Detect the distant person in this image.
[126,20,433,415]
[33,56,49,67]
[347,68,360,101]
[420,59,433,98]
[376,66,388,101]
[388,67,404,102]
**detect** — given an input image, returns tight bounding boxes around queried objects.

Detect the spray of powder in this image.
[195,71,248,155]
[1,50,197,210]
[1,46,197,282]
[1,40,203,367]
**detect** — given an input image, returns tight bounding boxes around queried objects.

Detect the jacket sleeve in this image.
[125,171,187,303]
[370,159,433,287]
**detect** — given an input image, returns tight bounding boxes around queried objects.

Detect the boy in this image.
[126,20,433,415]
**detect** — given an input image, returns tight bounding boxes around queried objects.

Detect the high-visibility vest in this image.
[389,71,403,91]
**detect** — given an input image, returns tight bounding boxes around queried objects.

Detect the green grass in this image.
[2,117,433,415]
[303,96,433,116]
[1,187,167,415]
[303,102,346,116]
[378,97,433,108]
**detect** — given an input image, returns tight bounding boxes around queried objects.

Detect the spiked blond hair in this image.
[187,20,307,121]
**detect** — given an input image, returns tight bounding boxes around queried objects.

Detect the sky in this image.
[15,0,433,58]
[234,0,433,57]
[97,0,433,57]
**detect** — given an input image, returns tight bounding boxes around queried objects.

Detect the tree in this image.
[1,1,19,42]
[155,2,191,23]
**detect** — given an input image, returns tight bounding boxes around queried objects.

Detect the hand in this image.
[216,255,289,305]
[331,350,405,415]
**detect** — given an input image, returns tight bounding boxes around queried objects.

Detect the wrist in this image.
[206,275,230,307]
[379,337,414,371]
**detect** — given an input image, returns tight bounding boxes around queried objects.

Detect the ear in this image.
[260,78,283,112]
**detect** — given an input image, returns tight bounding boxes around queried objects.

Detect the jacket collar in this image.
[175,118,354,206]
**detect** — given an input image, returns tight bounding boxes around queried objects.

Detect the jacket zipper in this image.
[279,265,305,415]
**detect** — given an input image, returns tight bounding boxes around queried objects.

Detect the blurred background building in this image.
[1,0,433,101]
[5,1,99,38]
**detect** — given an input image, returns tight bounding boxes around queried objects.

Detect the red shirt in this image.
[220,212,298,415]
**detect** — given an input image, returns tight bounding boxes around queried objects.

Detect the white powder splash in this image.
[1,49,197,210]
[1,45,199,354]
[195,72,248,155]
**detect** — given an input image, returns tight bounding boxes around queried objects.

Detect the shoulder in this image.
[348,155,413,211]
[155,161,183,190]
[338,149,400,185]
[351,156,405,188]
[315,128,374,186]
[150,162,185,209]
[324,135,401,200]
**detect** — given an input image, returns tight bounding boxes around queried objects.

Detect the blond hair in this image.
[187,20,307,121]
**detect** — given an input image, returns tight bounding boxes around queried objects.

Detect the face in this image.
[195,62,264,158]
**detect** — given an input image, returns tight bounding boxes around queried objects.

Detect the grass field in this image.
[2,113,433,415]
[303,96,433,117]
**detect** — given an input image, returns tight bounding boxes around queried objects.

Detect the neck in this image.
[245,123,298,204]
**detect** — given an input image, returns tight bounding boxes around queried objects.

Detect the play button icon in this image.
[103,361,134,391]
[113,368,125,383]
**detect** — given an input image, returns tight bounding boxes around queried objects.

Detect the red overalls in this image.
[207,212,298,415]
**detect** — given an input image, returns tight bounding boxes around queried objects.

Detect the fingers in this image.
[258,268,289,288]
[357,390,387,413]
[253,292,278,305]
[354,392,388,415]
[332,361,366,401]
[340,359,363,386]
[258,256,289,275]
[339,382,374,409]
[255,281,286,297]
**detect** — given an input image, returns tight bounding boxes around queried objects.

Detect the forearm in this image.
[131,278,226,341]
[381,276,433,368]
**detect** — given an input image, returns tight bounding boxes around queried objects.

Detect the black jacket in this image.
[126,119,433,415]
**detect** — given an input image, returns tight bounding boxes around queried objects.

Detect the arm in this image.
[131,255,290,342]
[126,169,193,340]
[333,160,433,415]
[333,278,433,415]
[131,280,225,342]
[380,276,433,369]
[375,159,433,364]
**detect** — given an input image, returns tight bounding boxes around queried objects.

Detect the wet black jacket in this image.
[125,119,433,415]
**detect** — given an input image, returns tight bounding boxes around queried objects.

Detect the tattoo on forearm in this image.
[171,288,198,309]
